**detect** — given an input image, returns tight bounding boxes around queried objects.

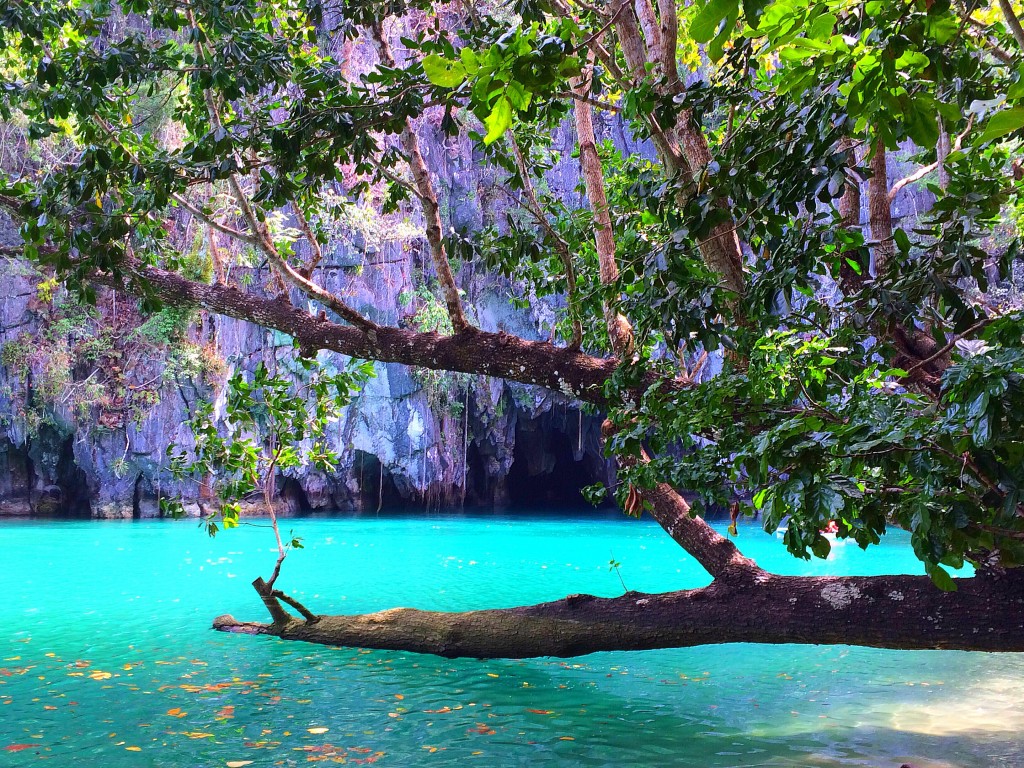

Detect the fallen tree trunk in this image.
[213,569,1024,658]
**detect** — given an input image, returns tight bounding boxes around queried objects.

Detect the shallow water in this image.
[1,513,1021,767]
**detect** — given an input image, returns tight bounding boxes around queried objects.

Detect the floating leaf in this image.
[226,762,254,767]
[526,709,553,714]
[3,745,35,752]
[307,727,329,734]
[167,707,187,718]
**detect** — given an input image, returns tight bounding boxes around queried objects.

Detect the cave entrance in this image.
[26,429,91,517]
[353,450,407,512]
[505,415,606,510]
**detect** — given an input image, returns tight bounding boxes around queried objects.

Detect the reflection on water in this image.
[1,514,1021,767]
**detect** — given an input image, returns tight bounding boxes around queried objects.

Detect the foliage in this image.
[165,346,373,536]
[404,285,470,417]
[3,0,1024,593]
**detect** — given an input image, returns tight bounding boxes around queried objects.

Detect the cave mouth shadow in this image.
[505,428,594,508]
[351,449,413,513]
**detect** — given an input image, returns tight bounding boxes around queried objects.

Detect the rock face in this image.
[0,115,631,519]
[0,63,946,520]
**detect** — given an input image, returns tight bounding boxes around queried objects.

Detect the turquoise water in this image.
[1,513,1022,768]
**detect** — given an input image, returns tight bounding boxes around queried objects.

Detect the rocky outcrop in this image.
[0,117,625,518]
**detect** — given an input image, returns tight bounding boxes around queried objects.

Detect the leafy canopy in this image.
[2,0,1024,587]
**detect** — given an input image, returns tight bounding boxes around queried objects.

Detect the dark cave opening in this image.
[505,414,608,510]
[278,477,310,515]
[28,430,91,517]
[352,450,409,512]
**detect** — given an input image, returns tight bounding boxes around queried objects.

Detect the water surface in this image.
[1,513,1021,767]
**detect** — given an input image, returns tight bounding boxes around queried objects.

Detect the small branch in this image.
[889,118,973,202]
[508,134,583,348]
[272,590,320,623]
[998,0,1024,50]
[369,20,471,335]
[901,312,1011,378]
[553,91,622,113]
[173,194,260,246]
[293,206,324,277]
[963,15,1017,63]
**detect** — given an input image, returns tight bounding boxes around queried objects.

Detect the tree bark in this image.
[114,260,687,405]
[573,72,635,359]
[214,569,1024,657]
[868,137,895,275]
[370,21,470,333]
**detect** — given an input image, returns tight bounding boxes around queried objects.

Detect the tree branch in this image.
[109,258,691,405]
[184,7,376,330]
[508,134,583,348]
[573,65,636,359]
[369,20,471,334]
[889,118,973,202]
[998,0,1024,50]
[213,569,1024,657]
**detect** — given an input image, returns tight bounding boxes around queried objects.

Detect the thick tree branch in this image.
[213,569,1024,657]
[868,137,895,274]
[603,1,745,299]
[656,0,680,90]
[111,259,690,404]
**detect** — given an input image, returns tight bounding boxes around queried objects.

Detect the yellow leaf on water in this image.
[307,727,328,734]
[486,673,499,678]
[125,746,141,752]
[559,736,575,741]
[166,708,187,718]
[226,762,254,767]
[182,732,214,739]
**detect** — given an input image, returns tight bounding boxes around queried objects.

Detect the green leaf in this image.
[807,12,837,41]
[893,228,911,253]
[690,0,738,44]
[460,46,479,74]
[483,95,513,145]
[708,3,740,61]
[927,563,957,592]
[810,534,831,559]
[976,107,1024,144]
[422,54,467,88]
